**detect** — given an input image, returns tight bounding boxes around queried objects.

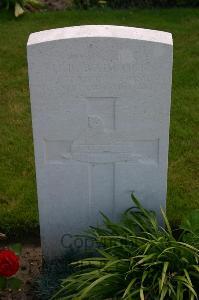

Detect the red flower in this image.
[0,249,20,277]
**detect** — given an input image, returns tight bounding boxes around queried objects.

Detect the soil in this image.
[0,244,42,300]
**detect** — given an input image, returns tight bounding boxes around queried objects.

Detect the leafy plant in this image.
[52,194,199,300]
[1,0,45,17]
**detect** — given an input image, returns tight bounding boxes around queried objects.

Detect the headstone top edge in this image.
[27,25,173,47]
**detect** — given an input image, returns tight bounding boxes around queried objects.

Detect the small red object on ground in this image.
[0,249,20,277]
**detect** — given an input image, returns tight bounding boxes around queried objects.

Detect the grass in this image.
[0,8,198,236]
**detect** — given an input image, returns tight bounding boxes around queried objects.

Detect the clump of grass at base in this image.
[52,194,199,300]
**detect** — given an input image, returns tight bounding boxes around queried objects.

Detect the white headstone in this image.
[27,25,173,259]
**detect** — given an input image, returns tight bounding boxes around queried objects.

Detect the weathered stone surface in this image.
[27,25,173,259]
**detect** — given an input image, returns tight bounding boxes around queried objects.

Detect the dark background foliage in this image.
[74,0,199,8]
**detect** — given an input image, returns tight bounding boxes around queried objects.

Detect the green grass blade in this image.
[81,273,118,298]
[160,262,169,292]
[122,278,137,298]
